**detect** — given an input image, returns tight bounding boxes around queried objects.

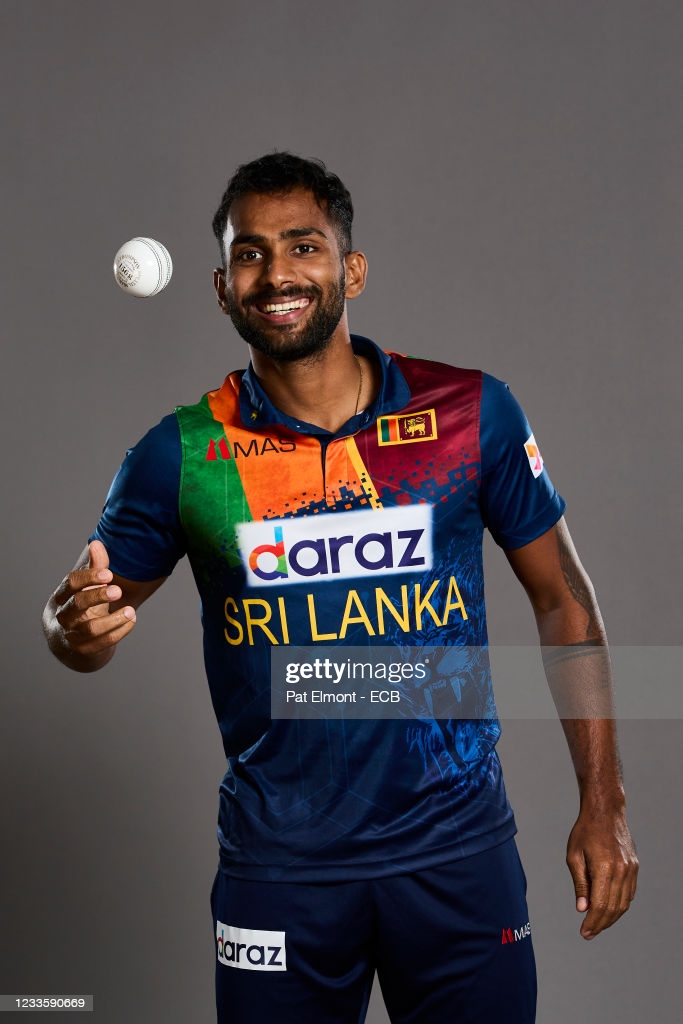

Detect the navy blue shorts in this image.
[211,837,536,1023]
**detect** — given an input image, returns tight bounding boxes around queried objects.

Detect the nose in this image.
[259,250,295,289]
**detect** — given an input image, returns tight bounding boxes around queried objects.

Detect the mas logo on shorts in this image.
[216,922,287,971]
[524,434,544,478]
[237,505,433,587]
[501,921,531,944]
[377,409,437,446]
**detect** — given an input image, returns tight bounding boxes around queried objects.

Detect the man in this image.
[43,153,638,1024]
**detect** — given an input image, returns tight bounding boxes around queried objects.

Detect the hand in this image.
[51,540,136,661]
[566,806,638,939]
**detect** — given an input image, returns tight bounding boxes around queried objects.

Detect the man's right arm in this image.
[43,539,167,673]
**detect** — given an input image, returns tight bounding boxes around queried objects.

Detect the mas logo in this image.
[206,436,296,460]
[237,505,433,587]
[501,921,531,944]
[377,409,437,446]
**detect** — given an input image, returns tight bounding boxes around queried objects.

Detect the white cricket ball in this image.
[113,236,173,297]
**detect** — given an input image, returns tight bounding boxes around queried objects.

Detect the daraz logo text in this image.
[216,922,286,972]
[237,506,433,587]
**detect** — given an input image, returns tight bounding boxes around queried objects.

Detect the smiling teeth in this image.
[262,298,309,313]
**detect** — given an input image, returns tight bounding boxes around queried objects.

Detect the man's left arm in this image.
[505,516,639,940]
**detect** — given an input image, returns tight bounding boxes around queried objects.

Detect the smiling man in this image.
[215,190,354,362]
[43,152,637,1024]
[213,183,370,430]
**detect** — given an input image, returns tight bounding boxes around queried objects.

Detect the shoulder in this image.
[383,352,484,418]
[118,412,182,481]
[387,350,482,388]
[123,373,246,479]
[478,375,547,466]
[353,335,482,392]
[479,373,530,430]
[175,373,245,430]
[132,410,181,449]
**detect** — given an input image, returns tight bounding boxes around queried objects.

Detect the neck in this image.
[250,333,376,432]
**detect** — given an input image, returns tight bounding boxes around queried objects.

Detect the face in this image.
[215,189,362,362]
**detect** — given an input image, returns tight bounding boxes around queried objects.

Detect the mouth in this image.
[251,294,313,326]
[254,296,311,322]
[258,297,310,315]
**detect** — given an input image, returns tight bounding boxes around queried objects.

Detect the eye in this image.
[232,249,263,264]
[293,243,317,255]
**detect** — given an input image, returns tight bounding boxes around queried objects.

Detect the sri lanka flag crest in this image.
[377,409,437,446]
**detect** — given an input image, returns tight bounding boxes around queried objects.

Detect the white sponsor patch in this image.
[216,921,287,971]
[524,433,544,478]
[237,505,434,587]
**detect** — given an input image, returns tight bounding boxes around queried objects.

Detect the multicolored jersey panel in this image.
[93,337,565,881]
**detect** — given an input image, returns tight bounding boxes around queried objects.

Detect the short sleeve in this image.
[90,413,186,580]
[479,374,566,550]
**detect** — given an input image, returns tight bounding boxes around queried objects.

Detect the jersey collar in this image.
[238,335,411,438]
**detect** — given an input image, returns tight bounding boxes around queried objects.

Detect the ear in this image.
[213,267,231,315]
[343,251,368,299]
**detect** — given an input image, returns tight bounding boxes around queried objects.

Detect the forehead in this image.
[225,188,336,247]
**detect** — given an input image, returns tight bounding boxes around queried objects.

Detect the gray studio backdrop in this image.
[2,1,681,1021]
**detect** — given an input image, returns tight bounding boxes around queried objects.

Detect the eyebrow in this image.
[229,226,329,248]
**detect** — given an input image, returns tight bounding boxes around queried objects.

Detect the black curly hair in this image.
[212,151,354,267]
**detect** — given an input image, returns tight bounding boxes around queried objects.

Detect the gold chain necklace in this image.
[354,355,364,416]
